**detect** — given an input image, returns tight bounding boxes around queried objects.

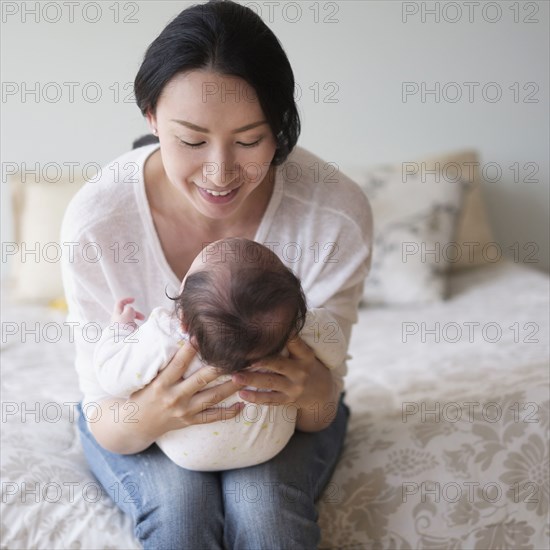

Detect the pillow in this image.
[8,174,85,305]
[419,150,494,271]
[344,151,488,306]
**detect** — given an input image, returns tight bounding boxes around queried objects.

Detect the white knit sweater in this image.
[61,144,373,406]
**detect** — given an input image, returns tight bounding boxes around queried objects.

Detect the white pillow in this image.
[8,176,85,304]
[346,162,467,306]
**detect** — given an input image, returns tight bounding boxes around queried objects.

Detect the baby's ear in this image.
[287,328,300,343]
[179,312,189,333]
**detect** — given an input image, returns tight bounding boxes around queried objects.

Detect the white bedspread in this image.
[1,260,549,549]
[319,261,549,549]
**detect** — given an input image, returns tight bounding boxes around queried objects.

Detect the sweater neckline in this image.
[134,143,284,288]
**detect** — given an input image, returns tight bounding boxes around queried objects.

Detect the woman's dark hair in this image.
[134,0,300,165]
[132,134,160,149]
[169,239,307,373]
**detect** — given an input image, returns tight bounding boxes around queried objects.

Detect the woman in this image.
[61,1,373,548]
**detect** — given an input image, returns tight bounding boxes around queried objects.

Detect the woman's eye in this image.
[179,138,262,149]
[180,140,206,148]
[238,139,262,148]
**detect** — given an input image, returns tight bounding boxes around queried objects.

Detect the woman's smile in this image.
[195,183,241,204]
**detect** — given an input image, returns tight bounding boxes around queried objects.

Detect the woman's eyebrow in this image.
[171,119,268,134]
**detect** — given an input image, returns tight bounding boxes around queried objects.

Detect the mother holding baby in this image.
[61,1,373,548]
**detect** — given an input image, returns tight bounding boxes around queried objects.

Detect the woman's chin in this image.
[193,197,241,220]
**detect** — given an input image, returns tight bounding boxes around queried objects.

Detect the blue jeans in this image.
[77,396,350,550]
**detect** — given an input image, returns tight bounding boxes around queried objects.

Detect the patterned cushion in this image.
[350,162,467,306]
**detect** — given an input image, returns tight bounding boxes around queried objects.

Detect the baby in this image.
[93,237,346,471]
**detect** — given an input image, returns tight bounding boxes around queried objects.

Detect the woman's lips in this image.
[196,184,240,204]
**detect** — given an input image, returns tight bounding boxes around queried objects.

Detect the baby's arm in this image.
[94,305,183,398]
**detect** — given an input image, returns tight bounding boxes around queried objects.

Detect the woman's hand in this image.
[231,336,340,432]
[90,342,244,454]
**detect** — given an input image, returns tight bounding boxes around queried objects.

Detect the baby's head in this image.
[172,238,307,374]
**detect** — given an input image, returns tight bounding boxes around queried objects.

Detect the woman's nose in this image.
[202,150,239,188]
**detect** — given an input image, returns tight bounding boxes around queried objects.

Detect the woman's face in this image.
[147,70,278,222]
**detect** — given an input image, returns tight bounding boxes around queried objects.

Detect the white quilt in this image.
[1,260,549,549]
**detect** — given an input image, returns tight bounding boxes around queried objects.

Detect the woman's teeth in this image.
[196,183,239,203]
[204,189,232,196]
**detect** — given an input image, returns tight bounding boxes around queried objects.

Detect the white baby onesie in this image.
[93,307,347,471]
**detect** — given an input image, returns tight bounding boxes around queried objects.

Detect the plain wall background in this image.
[2,0,549,273]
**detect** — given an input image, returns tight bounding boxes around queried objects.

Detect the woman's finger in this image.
[244,354,289,377]
[232,369,292,394]
[237,389,295,407]
[156,342,197,386]
[286,336,314,359]
[182,365,230,395]
[191,402,245,425]
[188,378,243,409]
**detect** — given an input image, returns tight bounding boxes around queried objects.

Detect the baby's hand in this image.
[111,297,145,328]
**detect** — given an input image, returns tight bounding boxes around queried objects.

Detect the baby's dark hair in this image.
[171,238,307,373]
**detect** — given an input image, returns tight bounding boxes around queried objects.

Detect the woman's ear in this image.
[145,108,158,136]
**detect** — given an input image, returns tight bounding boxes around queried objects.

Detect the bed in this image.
[1,259,548,549]
[2,148,549,549]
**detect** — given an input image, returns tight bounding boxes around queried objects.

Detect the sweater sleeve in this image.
[300,308,348,371]
[324,209,372,395]
[59,174,146,407]
[300,308,350,395]
[60,219,115,406]
[272,153,374,391]
[59,145,168,406]
[297,195,373,364]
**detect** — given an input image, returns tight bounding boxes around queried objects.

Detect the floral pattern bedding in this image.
[1,261,548,549]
